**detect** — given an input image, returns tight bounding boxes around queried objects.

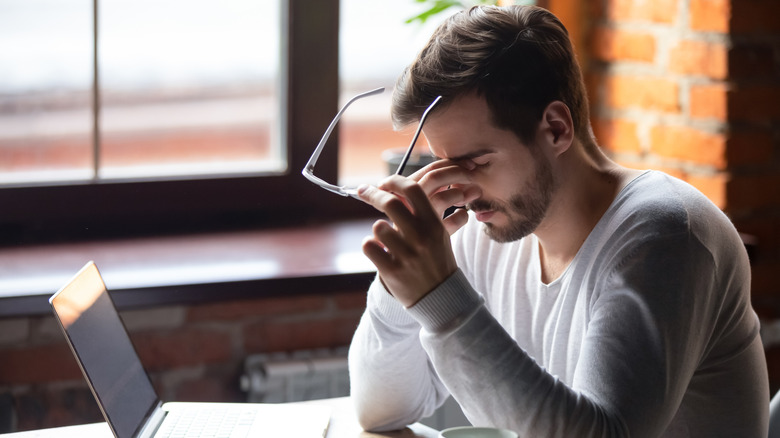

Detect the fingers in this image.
[361,236,390,272]
[428,188,464,215]
[358,160,481,241]
[416,162,472,194]
[361,221,408,273]
[373,175,441,225]
[442,208,469,235]
[357,174,462,306]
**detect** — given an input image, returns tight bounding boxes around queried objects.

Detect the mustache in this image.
[467,199,501,212]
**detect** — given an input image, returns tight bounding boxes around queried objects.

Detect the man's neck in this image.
[533,144,641,284]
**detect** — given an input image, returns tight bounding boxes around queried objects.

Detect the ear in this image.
[538,101,574,157]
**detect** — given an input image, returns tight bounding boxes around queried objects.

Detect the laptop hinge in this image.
[136,402,166,438]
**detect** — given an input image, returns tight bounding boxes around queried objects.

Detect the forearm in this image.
[348,277,448,432]
[420,306,624,437]
[407,270,639,437]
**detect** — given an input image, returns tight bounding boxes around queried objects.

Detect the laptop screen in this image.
[50,262,159,438]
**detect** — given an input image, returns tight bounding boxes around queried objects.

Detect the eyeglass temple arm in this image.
[395,95,443,176]
[303,87,385,175]
[301,171,359,198]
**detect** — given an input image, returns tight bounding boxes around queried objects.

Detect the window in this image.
[338,0,448,187]
[0,0,375,243]
[0,0,462,243]
[1,0,283,184]
[97,0,283,180]
[0,0,93,184]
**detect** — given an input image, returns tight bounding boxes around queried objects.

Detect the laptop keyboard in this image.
[156,406,258,438]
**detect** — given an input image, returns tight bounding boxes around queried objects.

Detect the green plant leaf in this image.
[405,0,464,24]
[404,0,502,24]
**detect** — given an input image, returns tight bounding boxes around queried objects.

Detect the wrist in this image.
[406,269,483,333]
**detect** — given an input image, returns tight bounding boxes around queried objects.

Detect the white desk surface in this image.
[0,397,439,438]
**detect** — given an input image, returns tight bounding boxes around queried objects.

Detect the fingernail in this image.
[357,184,370,196]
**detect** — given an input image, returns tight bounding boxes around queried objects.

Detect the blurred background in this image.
[0,0,778,433]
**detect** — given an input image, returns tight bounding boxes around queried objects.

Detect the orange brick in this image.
[652,165,687,181]
[187,295,328,322]
[690,0,730,32]
[243,315,360,353]
[591,26,656,63]
[584,72,602,108]
[649,168,726,208]
[650,125,726,168]
[612,156,647,171]
[607,0,678,23]
[131,328,233,371]
[669,40,728,79]
[547,0,585,53]
[685,172,728,208]
[606,75,680,112]
[332,289,368,310]
[586,0,606,20]
[690,83,728,120]
[0,343,82,384]
[592,118,642,153]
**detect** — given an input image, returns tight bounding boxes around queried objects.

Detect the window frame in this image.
[0,0,375,244]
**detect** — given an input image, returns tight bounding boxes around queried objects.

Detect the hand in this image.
[357,168,479,307]
[409,160,481,235]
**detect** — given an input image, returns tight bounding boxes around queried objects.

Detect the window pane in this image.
[99,0,282,179]
[338,0,448,186]
[0,0,94,184]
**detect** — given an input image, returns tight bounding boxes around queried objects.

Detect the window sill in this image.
[0,219,378,318]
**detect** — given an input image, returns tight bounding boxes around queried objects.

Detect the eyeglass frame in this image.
[302,87,443,199]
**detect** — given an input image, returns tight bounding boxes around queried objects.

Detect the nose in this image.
[461,184,482,204]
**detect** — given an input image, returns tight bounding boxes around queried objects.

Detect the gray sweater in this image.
[348,171,769,437]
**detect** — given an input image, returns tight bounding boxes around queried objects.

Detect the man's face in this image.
[423,92,557,243]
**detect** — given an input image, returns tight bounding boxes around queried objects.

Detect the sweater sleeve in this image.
[406,231,761,437]
[347,275,450,432]
[408,269,620,437]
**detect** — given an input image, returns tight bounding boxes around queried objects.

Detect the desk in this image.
[0,397,439,438]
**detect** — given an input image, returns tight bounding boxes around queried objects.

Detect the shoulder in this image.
[609,171,732,240]
[594,171,748,281]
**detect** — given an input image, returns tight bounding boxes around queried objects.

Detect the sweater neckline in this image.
[531,169,653,288]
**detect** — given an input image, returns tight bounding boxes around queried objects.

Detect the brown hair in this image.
[392,5,591,144]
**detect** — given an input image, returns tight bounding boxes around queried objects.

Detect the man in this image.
[348,4,769,438]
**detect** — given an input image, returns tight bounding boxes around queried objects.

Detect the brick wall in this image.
[564,0,780,389]
[0,289,366,433]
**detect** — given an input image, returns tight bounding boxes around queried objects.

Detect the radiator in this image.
[240,348,350,403]
[239,347,470,429]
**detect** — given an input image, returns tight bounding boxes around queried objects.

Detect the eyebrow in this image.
[445,148,496,163]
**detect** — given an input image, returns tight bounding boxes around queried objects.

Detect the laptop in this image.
[49,261,331,438]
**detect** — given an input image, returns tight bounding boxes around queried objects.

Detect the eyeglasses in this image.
[302,87,443,199]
